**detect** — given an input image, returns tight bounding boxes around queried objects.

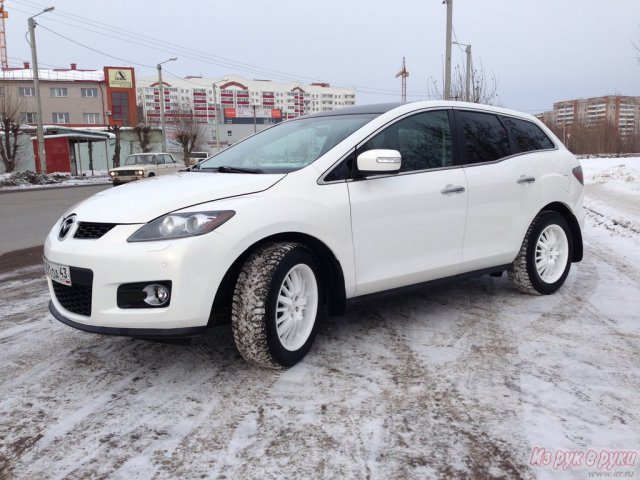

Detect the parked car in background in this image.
[188,151,209,166]
[109,153,182,185]
[45,101,584,369]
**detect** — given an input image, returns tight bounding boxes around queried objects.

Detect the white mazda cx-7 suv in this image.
[44,101,584,368]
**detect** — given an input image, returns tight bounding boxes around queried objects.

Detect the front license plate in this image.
[44,258,72,286]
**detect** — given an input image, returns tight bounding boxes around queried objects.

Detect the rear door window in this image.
[456,110,510,164]
[501,116,555,152]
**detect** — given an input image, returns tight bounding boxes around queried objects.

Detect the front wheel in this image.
[508,211,573,295]
[231,242,322,368]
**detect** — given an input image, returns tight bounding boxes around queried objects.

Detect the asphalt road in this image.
[0,185,110,256]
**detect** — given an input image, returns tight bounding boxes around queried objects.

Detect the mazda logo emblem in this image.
[58,214,77,240]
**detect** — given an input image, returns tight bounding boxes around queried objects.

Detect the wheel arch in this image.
[208,232,347,326]
[537,202,583,262]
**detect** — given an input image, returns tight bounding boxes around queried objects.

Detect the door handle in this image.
[441,184,466,194]
[517,175,536,184]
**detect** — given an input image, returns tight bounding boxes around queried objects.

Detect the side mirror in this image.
[356,149,401,176]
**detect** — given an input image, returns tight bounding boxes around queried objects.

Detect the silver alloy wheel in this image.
[275,264,319,351]
[535,224,569,284]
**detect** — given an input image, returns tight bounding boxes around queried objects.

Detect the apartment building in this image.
[136,74,357,126]
[0,63,137,127]
[549,95,640,136]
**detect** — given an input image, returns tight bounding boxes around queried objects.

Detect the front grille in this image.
[74,222,117,239]
[51,267,93,316]
[115,170,138,176]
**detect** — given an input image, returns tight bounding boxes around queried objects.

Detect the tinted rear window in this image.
[457,111,510,164]
[502,117,555,152]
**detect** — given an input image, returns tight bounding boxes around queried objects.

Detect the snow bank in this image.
[0,170,110,190]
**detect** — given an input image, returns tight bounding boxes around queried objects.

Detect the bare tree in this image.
[133,124,152,153]
[428,61,499,105]
[108,124,122,168]
[542,118,639,155]
[172,109,205,166]
[0,87,25,173]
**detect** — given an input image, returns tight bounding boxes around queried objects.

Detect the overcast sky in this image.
[5,0,640,113]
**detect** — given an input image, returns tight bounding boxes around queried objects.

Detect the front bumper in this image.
[44,221,238,333]
[112,175,142,184]
[49,301,206,338]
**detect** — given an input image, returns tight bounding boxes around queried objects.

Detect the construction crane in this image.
[0,1,8,69]
[395,57,409,103]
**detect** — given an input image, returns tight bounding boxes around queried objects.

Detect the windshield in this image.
[198,113,377,173]
[125,155,156,165]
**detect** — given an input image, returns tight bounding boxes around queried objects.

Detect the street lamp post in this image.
[157,57,177,152]
[212,78,228,153]
[28,6,54,174]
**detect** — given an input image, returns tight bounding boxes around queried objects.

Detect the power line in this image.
[37,24,154,68]
[7,54,65,69]
[11,0,334,83]
[10,0,431,97]
[12,0,423,94]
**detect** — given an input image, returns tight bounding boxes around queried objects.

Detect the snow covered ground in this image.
[0,157,639,479]
[0,171,110,190]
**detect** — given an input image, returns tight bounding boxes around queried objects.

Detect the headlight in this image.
[110,171,116,177]
[137,170,144,176]
[127,211,235,242]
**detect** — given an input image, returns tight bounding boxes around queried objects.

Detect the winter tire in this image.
[231,242,322,368]
[508,211,573,295]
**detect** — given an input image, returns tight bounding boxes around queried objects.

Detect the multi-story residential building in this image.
[0,63,137,127]
[136,74,357,126]
[549,95,640,136]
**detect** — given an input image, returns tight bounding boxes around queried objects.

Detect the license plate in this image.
[44,258,72,286]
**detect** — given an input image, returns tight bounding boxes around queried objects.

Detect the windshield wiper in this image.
[216,165,263,174]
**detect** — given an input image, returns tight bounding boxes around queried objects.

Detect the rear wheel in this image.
[508,211,573,295]
[231,242,322,368]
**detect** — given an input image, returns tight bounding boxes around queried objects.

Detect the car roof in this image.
[300,103,405,119]
[297,101,542,125]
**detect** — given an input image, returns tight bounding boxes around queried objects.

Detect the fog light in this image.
[143,284,170,306]
[117,281,172,309]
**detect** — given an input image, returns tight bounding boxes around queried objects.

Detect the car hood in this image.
[72,172,285,223]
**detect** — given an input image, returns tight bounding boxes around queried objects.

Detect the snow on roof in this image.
[136,73,355,94]
[29,133,112,141]
[0,68,103,82]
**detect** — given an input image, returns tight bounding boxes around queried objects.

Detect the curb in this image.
[0,245,44,274]
[0,182,111,195]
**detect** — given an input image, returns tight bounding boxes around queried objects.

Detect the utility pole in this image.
[444,0,453,100]
[395,57,409,102]
[212,77,228,153]
[252,105,257,133]
[28,6,54,174]
[157,57,177,153]
[454,41,472,102]
[465,44,472,102]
